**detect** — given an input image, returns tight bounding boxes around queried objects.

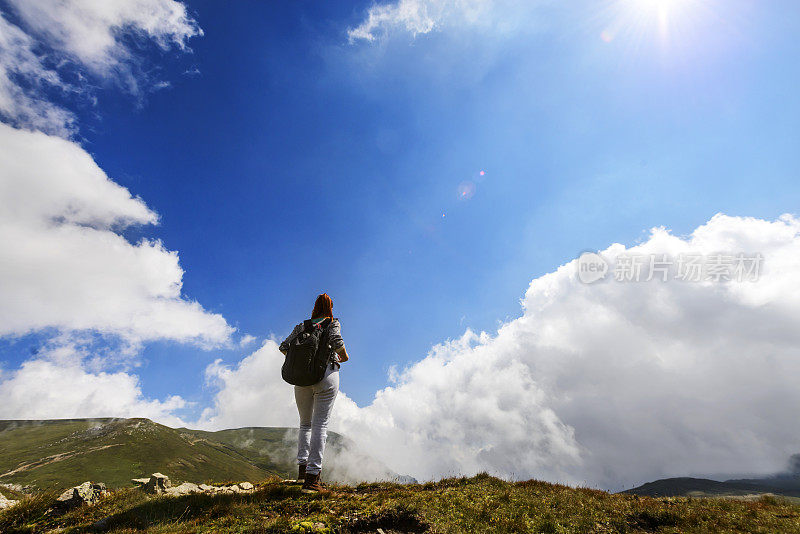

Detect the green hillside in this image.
[624,476,800,500]
[180,427,300,475]
[3,474,800,533]
[0,419,405,492]
[0,419,270,490]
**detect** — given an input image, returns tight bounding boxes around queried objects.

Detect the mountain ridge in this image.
[0,418,410,490]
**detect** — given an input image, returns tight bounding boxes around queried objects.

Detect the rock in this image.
[165,482,201,496]
[131,476,255,498]
[392,474,418,484]
[143,473,171,494]
[54,481,108,511]
[0,494,18,510]
[226,483,255,493]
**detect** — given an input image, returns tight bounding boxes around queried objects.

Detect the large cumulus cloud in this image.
[199,213,800,490]
[0,337,188,426]
[0,123,233,347]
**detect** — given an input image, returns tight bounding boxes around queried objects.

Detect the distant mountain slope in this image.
[0,419,411,490]
[622,477,800,498]
[0,419,270,489]
[725,474,800,493]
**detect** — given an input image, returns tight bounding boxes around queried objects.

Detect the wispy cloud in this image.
[239,334,257,347]
[0,13,76,136]
[0,0,201,135]
[348,0,439,42]
[347,0,550,43]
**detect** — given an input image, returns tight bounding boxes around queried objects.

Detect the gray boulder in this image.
[165,482,202,496]
[131,473,255,497]
[0,494,17,510]
[55,481,108,510]
[143,473,172,494]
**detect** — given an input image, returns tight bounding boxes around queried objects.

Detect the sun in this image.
[639,0,695,17]
[600,0,705,47]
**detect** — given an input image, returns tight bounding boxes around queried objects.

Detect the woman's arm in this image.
[329,319,348,362]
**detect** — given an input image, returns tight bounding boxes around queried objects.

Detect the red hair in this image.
[311,293,333,319]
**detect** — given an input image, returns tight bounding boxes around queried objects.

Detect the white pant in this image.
[295,365,339,475]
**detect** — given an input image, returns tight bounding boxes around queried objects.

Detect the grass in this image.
[0,484,26,501]
[2,473,800,533]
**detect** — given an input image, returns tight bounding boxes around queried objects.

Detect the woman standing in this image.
[279,293,349,493]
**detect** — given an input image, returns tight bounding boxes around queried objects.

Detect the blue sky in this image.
[3,0,800,409]
[2,0,800,486]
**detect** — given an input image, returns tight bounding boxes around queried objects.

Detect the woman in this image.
[279,293,349,493]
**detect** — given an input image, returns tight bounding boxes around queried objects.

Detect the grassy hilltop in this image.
[3,418,800,532]
[2,473,800,533]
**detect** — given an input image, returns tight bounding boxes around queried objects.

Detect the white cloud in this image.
[0,339,187,426]
[0,123,233,347]
[348,0,439,42]
[347,0,549,42]
[5,0,201,73]
[199,341,300,429]
[239,334,257,347]
[197,214,800,490]
[0,0,200,134]
[0,13,76,136]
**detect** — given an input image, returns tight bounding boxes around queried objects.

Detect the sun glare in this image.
[600,0,708,49]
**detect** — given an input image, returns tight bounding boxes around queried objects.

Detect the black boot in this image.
[301,470,324,493]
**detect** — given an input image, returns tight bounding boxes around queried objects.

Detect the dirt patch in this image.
[343,507,428,533]
[628,509,681,532]
[0,444,123,478]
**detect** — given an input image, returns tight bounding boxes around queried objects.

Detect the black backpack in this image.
[281,317,334,386]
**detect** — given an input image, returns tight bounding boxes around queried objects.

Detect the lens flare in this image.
[458,181,476,200]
